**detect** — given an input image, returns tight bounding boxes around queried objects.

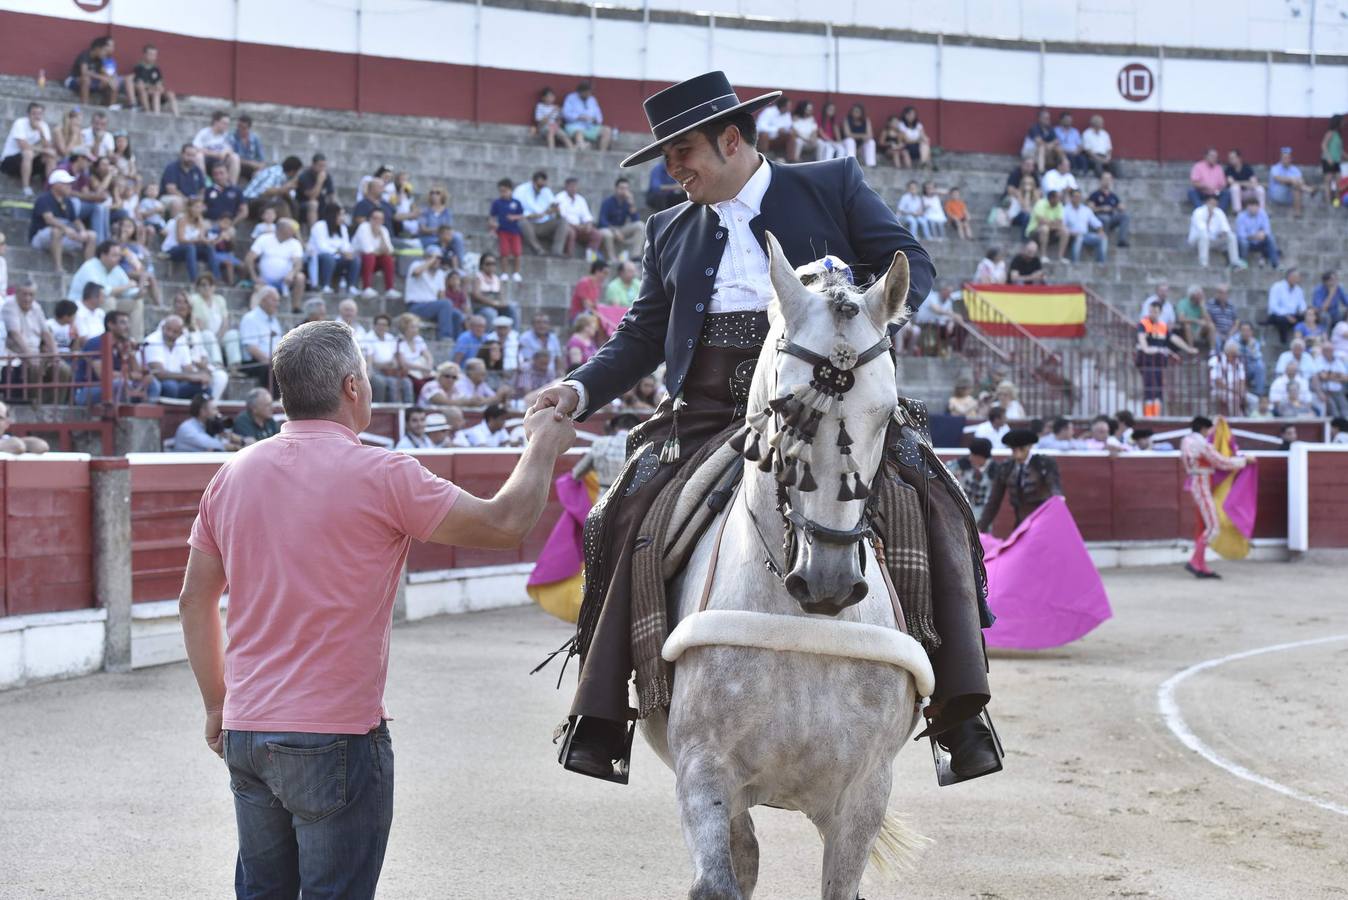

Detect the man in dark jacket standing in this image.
[531,72,1001,787]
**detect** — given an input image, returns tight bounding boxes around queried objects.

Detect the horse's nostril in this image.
[784,573,810,602]
[845,580,869,606]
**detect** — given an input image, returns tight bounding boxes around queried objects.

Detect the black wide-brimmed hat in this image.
[620,70,781,168]
[1002,429,1039,449]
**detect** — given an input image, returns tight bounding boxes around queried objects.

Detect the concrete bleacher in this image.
[2,73,1339,410]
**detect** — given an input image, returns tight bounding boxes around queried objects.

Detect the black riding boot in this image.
[559,716,632,784]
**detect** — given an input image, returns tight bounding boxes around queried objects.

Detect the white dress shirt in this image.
[755,106,792,138]
[555,191,595,227]
[1188,206,1233,241]
[708,158,773,313]
[1041,169,1079,196]
[514,182,557,224]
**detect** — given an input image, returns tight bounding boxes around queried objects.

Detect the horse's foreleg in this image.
[729,811,759,900]
[817,776,889,900]
[676,754,741,900]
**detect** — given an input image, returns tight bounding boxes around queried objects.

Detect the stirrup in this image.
[554,714,637,785]
[929,708,1004,787]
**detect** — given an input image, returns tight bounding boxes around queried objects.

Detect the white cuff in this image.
[561,379,588,419]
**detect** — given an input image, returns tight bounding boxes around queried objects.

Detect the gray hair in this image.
[271,321,364,420]
[244,386,271,409]
[1186,284,1203,299]
[302,297,328,318]
[1224,338,1240,354]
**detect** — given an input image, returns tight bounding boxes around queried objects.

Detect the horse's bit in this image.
[730,324,893,578]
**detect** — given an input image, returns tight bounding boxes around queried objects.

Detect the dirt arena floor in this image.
[1,559,1345,899]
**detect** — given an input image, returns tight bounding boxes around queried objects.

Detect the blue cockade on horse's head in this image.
[796,255,861,321]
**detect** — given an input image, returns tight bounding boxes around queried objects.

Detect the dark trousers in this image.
[224,723,393,900]
[1267,313,1300,345]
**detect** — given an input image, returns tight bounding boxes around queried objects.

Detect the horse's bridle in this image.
[731,329,893,580]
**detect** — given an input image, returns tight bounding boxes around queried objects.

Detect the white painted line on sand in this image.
[1157,634,1348,819]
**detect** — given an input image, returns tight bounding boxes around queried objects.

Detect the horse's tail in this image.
[867,811,930,877]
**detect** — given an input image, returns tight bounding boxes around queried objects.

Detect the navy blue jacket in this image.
[572,157,934,417]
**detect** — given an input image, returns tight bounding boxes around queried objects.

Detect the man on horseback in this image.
[530,72,1002,787]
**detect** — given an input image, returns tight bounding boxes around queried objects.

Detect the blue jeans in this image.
[1188,187,1230,209]
[76,376,162,405]
[70,196,109,243]
[1071,232,1107,263]
[170,243,221,281]
[1238,234,1280,268]
[898,213,927,238]
[1244,357,1267,395]
[309,252,361,290]
[472,301,521,325]
[405,299,464,339]
[224,722,393,900]
[159,378,205,400]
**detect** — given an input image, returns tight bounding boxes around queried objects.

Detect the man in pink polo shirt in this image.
[1188,146,1230,208]
[178,319,574,899]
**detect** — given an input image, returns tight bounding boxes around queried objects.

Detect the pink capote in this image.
[979,495,1112,650]
[527,474,594,588]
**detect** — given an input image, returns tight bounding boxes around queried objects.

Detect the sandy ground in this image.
[2,559,1345,900]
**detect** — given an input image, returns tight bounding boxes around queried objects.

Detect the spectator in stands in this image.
[915,282,962,353]
[1275,379,1316,417]
[192,111,240,183]
[232,388,279,445]
[1223,149,1265,212]
[1137,298,1198,417]
[242,154,302,221]
[492,316,520,375]
[392,313,433,386]
[132,44,178,115]
[366,313,412,403]
[1296,306,1328,343]
[944,187,972,240]
[1004,157,1037,207]
[1316,341,1348,417]
[598,176,643,262]
[396,406,449,449]
[238,286,283,387]
[2,102,59,197]
[173,392,240,452]
[299,297,328,326]
[1038,417,1080,450]
[78,309,155,405]
[456,358,511,408]
[245,217,306,308]
[30,170,96,272]
[47,298,78,357]
[1321,116,1345,199]
[518,314,562,377]
[919,182,947,239]
[160,144,206,217]
[67,36,131,108]
[351,176,393,231]
[515,349,558,405]
[816,101,845,161]
[1234,196,1279,269]
[1208,339,1246,416]
[143,314,210,400]
[756,97,794,160]
[56,151,110,244]
[1175,285,1216,353]
[1231,319,1266,396]
[487,178,526,283]
[67,240,136,307]
[1054,112,1085,171]
[562,80,612,151]
[226,114,264,182]
[878,116,903,170]
[111,131,136,179]
[947,378,978,417]
[788,101,821,162]
[0,401,47,455]
[533,87,571,150]
[1332,416,1348,443]
[1020,108,1059,174]
[994,381,1027,419]
[297,153,337,229]
[352,209,399,300]
[1027,190,1068,260]
[2,281,67,403]
[384,169,418,237]
[1081,416,1126,453]
[842,104,877,167]
[334,298,369,347]
[416,362,461,409]
[404,246,462,340]
[171,292,227,389]
[646,165,683,211]
[1008,240,1046,284]
[417,186,466,263]
[1188,148,1229,208]
[570,259,608,321]
[1139,281,1176,326]
[307,205,358,295]
[1063,188,1106,263]
[1267,268,1307,345]
[452,315,489,366]
[896,181,925,237]
[1187,194,1244,269]
[1202,283,1237,347]
[1075,114,1112,177]
[514,170,570,257]
[1269,147,1316,216]
[204,161,246,225]
[605,261,640,307]
[1269,358,1314,410]
[566,314,600,372]
[972,406,1009,446]
[974,246,1007,284]
[556,177,602,261]
[1312,270,1347,326]
[1041,154,1079,198]
[453,402,515,448]
[895,106,932,170]
[73,282,107,347]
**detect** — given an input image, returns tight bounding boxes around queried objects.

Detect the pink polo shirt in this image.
[189,419,460,734]
[1190,160,1226,194]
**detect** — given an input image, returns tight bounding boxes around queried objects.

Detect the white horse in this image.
[644,234,931,900]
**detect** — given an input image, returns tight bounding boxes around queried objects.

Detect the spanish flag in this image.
[963,284,1087,338]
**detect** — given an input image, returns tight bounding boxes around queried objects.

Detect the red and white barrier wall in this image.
[0,0,1343,163]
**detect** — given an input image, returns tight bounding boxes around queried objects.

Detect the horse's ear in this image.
[765,231,811,322]
[866,250,912,328]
